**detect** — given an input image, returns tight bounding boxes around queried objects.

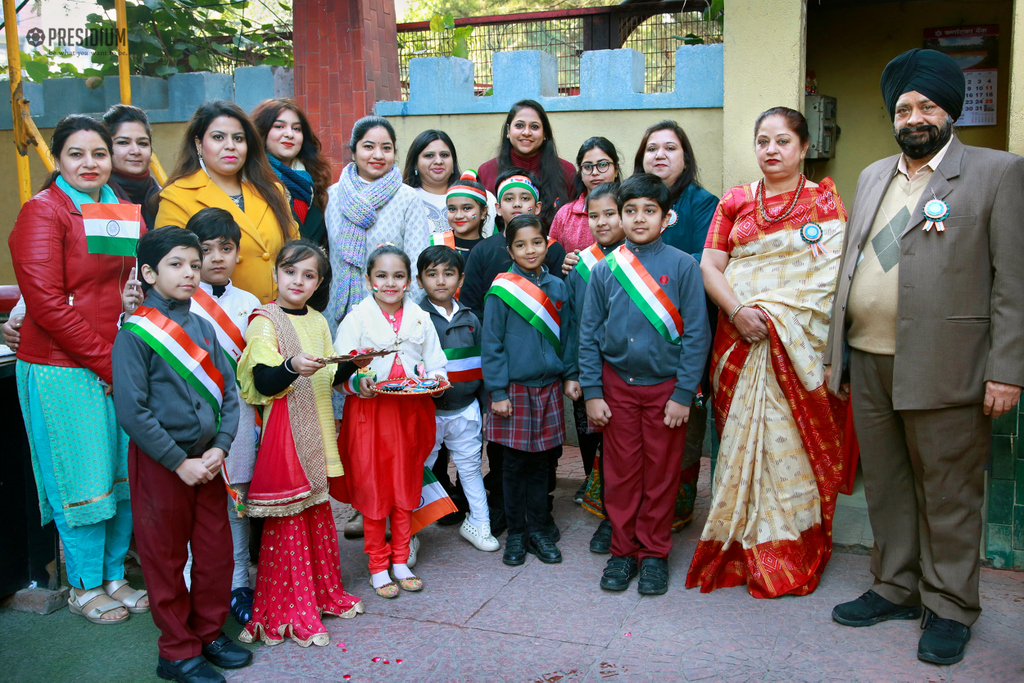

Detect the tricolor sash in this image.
[486,272,561,354]
[444,346,482,383]
[605,245,683,345]
[81,203,141,256]
[190,287,246,373]
[429,231,456,247]
[574,243,607,284]
[123,306,226,415]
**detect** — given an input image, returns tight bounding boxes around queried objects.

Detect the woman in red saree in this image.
[686,107,851,598]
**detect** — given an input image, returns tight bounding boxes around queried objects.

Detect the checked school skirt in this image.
[485,381,566,453]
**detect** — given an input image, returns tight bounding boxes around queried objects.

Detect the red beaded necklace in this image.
[756,173,806,225]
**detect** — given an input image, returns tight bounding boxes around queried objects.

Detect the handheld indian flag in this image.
[410,467,458,535]
[81,203,141,256]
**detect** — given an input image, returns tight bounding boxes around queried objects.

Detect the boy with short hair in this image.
[417,245,500,552]
[184,208,261,626]
[112,227,250,682]
[579,174,711,595]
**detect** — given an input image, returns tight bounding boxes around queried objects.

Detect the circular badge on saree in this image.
[799,222,829,258]
[922,199,949,232]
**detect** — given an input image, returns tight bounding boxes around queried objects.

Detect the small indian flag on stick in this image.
[82,203,141,256]
[410,466,458,535]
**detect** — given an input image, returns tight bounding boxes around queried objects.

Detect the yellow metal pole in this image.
[115,0,130,104]
[4,0,32,204]
[24,116,54,172]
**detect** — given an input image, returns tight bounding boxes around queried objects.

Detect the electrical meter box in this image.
[805,94,837,160]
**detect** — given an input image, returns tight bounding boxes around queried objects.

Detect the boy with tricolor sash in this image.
[417,245,499,553]
[562,182,625,555]
[112,228,251,681]
[482,214,579,567]
[183,208,261,628]
[579,174,710,596]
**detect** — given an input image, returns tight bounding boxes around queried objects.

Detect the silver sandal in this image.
[104,579,150,614]
[68,587,129,625]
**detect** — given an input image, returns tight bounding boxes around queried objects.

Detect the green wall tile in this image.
[1016,460,1024,503]
[1014,506,1024,550]
[988,479,1015,525]
[1013,551,1024,570]
[988,523,1012,567]
[991,436,1015,480]
[992,408,1018,436]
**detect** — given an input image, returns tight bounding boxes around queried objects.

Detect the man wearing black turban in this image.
[825,48,1024,666]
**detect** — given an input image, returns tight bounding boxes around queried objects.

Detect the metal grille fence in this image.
[396,1,721,98]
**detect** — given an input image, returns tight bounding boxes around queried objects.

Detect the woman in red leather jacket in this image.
[8,115,148,625]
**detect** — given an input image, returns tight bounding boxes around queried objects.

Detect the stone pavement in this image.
[3,450,1024,682]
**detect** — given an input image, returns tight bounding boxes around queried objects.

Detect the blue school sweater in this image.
[482,263,576,402]
[578,237,710,406]
[564,240,624,363]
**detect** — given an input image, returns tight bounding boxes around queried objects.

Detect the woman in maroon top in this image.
[477,99,576,228]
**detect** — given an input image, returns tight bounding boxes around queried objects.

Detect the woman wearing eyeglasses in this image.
[549,137,621,254]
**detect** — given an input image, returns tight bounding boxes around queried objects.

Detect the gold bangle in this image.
[728,303,745,324]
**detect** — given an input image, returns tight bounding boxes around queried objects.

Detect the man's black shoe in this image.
[600,555,638,591]
[503,533,526,566]
[157,656,224,683]
[637,557,669,595]
[832,590,922,627]
[527,531,562,563]
[589,519,612,554]
[201,633,252,669]
[918,611,971,665]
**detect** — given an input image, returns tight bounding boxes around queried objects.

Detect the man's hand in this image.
[824,365,850,401]
[176,459,213,486]
[2,314,23,352]
[984,381,1022,418]
[586,398,611,427]
[200,447,226,475]
[563,380,582,401]
[664,400,690,428]
[491,399,512,418]
[290,353,325,377]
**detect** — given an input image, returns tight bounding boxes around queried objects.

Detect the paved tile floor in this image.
[2,450,1023,681]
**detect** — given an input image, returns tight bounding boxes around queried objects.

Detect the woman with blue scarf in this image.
[8,115,148,625]
[252,99,333,310]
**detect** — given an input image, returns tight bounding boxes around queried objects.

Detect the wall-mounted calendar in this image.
[923,25,998,127]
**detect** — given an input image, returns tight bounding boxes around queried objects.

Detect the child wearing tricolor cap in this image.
[111,227,251,681]
[417,245,499,552]
[482,214,578,567]
[429,169,489,257]
[579,174,710,596]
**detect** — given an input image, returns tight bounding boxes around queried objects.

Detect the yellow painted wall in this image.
[722,0,806,190]
[806,0,1013,200]
[1008,0,1024,155]
[384,108,725,199]
[0,122,186,285]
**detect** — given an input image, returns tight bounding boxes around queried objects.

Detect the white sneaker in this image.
[407,534,420,568]
[460,519,500,552]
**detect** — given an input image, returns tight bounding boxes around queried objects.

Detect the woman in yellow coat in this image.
[155,100,297,303]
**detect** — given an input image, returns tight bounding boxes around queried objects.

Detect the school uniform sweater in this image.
[564,240,624,361]
[578,237,710,406]
[482,263,576,402]
[112,289,240,471]
[460,233,567,322]
[419,296,485,414]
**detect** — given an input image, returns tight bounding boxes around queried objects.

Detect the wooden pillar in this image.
[293,0,402,178]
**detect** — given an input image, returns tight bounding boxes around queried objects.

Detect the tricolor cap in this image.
[497,174,539,202]
[446,169,487,205]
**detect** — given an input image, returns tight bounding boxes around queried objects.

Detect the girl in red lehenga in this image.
[237,240,363,647]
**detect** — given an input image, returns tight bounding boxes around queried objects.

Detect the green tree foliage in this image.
[401,0,610,23]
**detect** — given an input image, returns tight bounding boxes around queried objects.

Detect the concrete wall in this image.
[384,108,725,199]
[806,0,1013,200]
[0,121,187,285]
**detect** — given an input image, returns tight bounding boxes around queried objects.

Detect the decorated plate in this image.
[369,377,451,396]
[316,348,394,364]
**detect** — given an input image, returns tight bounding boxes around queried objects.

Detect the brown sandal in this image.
[68,587,129,625]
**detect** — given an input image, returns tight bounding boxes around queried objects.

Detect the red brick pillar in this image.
[293,0,401,179]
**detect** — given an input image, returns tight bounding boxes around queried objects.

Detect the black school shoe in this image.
[542,521,561,543]
[600,555,638,591]
[489,507,508,537]
[918,610,971,665]
[527,531,563,563]
[832,590,923,627]
[637,557,669,595]
[202,633,253,669]
[503,533,527,566]
[157,656,224,683]
[590,519,612,554]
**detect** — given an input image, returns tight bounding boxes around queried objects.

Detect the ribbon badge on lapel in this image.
[800,222,830,257]
[922,198,949,232]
